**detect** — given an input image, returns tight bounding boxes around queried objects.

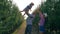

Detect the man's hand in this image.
[29,16,33,18]
[28,14,34,18]
[29,9,32,11]
[23,13,25,16]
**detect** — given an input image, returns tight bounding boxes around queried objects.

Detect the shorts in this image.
[39,26,45,32]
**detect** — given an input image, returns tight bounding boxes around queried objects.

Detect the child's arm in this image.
[38,11,44,18]
[20,11,24,12]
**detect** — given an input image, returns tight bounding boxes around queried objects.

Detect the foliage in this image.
[32,0,60,34]
[40,0,60,34]
[0,0,24,34]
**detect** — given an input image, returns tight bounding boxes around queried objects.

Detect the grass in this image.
[12,21,26,34]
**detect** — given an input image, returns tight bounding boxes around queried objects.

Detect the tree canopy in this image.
[0,0,24,34]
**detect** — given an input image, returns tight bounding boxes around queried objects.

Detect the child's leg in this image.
[25,11,29,16]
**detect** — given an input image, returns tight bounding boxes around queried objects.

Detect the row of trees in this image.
[32,0,60,34]
[41,0,60,30]
[0,0,24,34]
[41,0,60,34]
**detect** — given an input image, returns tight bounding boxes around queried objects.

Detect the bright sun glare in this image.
[12,0,45,19]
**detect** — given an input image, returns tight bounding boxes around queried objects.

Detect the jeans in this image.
[25,25,32,34]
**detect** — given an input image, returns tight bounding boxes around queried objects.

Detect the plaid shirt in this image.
[26,14,35,25]
[39,13,45,26]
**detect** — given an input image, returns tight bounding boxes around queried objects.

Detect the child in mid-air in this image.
[21,2,34,17]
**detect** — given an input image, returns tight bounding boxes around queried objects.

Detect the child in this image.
[21,2,34,16]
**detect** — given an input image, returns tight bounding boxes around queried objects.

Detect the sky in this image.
[12,0,46,19]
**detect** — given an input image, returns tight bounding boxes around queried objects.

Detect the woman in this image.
[38,11,45,34]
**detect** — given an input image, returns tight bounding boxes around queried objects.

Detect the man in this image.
[25,11,36,34]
